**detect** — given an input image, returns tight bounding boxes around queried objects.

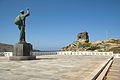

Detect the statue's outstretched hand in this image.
[27,8,29,10]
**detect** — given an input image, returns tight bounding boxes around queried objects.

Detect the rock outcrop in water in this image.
[60,32,120,53]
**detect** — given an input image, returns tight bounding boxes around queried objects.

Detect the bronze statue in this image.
[15,8,30,43]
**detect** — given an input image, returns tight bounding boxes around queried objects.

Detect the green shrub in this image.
[78,43,90,48]
[88,46,100,51]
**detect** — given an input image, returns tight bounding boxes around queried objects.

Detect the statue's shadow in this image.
[35,57,57,60]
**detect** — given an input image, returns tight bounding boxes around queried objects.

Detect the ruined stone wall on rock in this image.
[77,32,89,42]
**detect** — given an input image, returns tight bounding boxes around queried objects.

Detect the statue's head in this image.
[20,10,24,14]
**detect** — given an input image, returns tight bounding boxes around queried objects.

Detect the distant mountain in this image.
[0,43,13,52]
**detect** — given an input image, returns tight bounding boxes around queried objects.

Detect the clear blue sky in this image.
[0,0,120,50]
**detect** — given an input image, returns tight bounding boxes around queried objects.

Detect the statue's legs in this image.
[18,26,21,30]
[19,26,25,43]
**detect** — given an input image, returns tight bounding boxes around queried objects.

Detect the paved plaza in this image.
[0,55,112,80]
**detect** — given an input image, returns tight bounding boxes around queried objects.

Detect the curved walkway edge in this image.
[85,57,113,80]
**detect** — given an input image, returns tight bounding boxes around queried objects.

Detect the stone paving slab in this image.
[0,55,111,80]
[105,58,120,80]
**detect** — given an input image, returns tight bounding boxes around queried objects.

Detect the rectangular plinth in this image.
[13,43,32,56]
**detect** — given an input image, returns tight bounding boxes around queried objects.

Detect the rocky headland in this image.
[60,32,120,53]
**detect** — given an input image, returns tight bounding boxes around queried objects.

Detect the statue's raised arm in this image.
[25,8,30,17]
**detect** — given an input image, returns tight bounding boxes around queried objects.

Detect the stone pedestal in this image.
[13,43,32,56]
[10,43,36,60]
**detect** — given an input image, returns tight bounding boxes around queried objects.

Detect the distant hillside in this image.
[60,39,120,53]
[0,43,13,52]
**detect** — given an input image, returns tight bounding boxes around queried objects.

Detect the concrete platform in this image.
[0,55,112,80]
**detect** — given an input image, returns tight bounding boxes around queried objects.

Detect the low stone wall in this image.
[57,51,113,56]
[32,52,57,56]
[0,52,13,56]
[113,54,120,58]
[1,51,120,58]
[32,51,115,57]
